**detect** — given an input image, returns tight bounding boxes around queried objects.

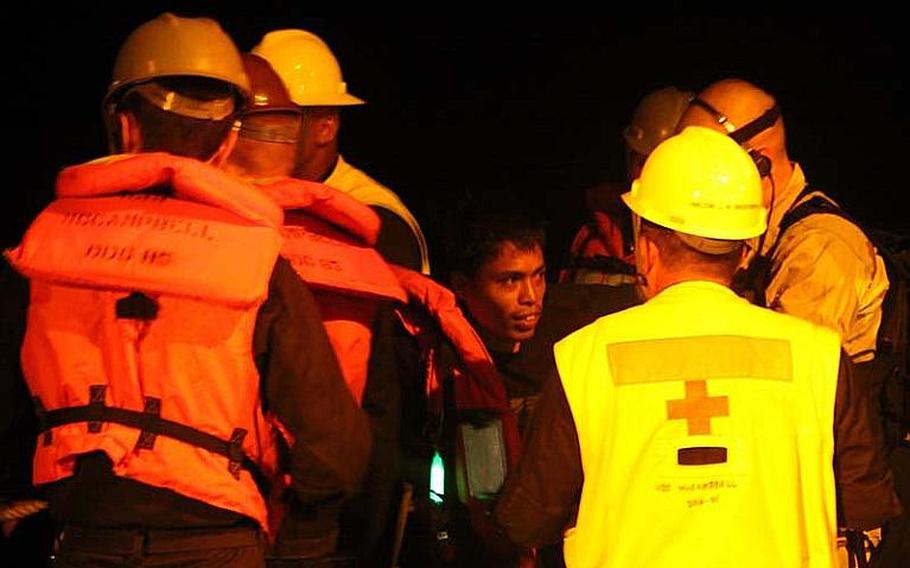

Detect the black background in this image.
[7,3,907,274]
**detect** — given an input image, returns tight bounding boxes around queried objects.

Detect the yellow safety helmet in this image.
[252,29,365,107]
[104,13,250,111]
[622,127,767,250]
[622,86,694,157]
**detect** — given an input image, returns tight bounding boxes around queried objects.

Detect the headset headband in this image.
[690,98,781,145]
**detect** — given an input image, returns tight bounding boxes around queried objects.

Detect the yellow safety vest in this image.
[325,155,430,274]
[554,280,839,568]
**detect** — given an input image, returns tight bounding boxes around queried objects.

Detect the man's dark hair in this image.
[640,219,743,280]
[448,208,546,280]
[113,77,239,160]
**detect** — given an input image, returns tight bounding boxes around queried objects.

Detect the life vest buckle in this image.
[228,428,248,479]
[135,397,162,450]
[87,385,108,433]
[32,396,52,446]
[115,292,159,320]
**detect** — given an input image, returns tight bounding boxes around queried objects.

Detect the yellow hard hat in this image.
[622,86,694,157]
[104,13,250,109]
[252,29,365,107]
[622,126,767,246]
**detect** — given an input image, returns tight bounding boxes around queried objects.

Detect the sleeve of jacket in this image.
[767,221,885,360]
[338,301,402,560]
[834,350,902,529]
[494,370,582,548]
[0,263,39,502]
[254,257,372,507]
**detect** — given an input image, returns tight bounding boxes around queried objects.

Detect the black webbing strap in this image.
[689,97,782,144]
[778,186,852,235]
[763,186,855,266]
[734,186,849,306]
[34,392,255,480]
[728,105,781,145]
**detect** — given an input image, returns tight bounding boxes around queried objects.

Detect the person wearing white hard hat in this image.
[495,127,898,567]
[253,29,430,275]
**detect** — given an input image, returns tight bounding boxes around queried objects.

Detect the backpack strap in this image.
[736,186,859,306]
[779,190,910,448]
[774,186,856,252]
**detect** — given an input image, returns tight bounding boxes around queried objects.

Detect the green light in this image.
[429,449,445,504]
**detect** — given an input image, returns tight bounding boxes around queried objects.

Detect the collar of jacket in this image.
[56,153,283,229]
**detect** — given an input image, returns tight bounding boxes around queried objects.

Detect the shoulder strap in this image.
[736,186,860,306]
[777,186,854,239]
[765,185,866,269]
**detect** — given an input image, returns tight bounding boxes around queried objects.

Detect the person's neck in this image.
[654,271,730,295]
[771,162,794,202]
[478,327,521,354]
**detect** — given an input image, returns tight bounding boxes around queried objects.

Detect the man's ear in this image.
[739,238,758,270]
[117,112,143,154]
[209,123,239,168]
[314,113,340,146]
[635,231,657,266]
[635,231,662,279]
[633,231,663,300]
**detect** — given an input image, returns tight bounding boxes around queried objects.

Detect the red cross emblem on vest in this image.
[666,380,729,436]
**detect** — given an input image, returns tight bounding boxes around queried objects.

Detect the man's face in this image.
[456,241,546,345]
[293,114,320,179]
[292,108,338,181]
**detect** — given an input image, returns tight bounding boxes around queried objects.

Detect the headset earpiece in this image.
[748,149,772,177]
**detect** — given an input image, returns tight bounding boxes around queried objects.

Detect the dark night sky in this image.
[7,4,907,273]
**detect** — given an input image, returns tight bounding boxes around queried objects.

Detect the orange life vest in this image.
[5,153,285,530]
[561,181,637,285]
[259,177,406,404]
[392,266,521,470]
[393,266,528,564]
